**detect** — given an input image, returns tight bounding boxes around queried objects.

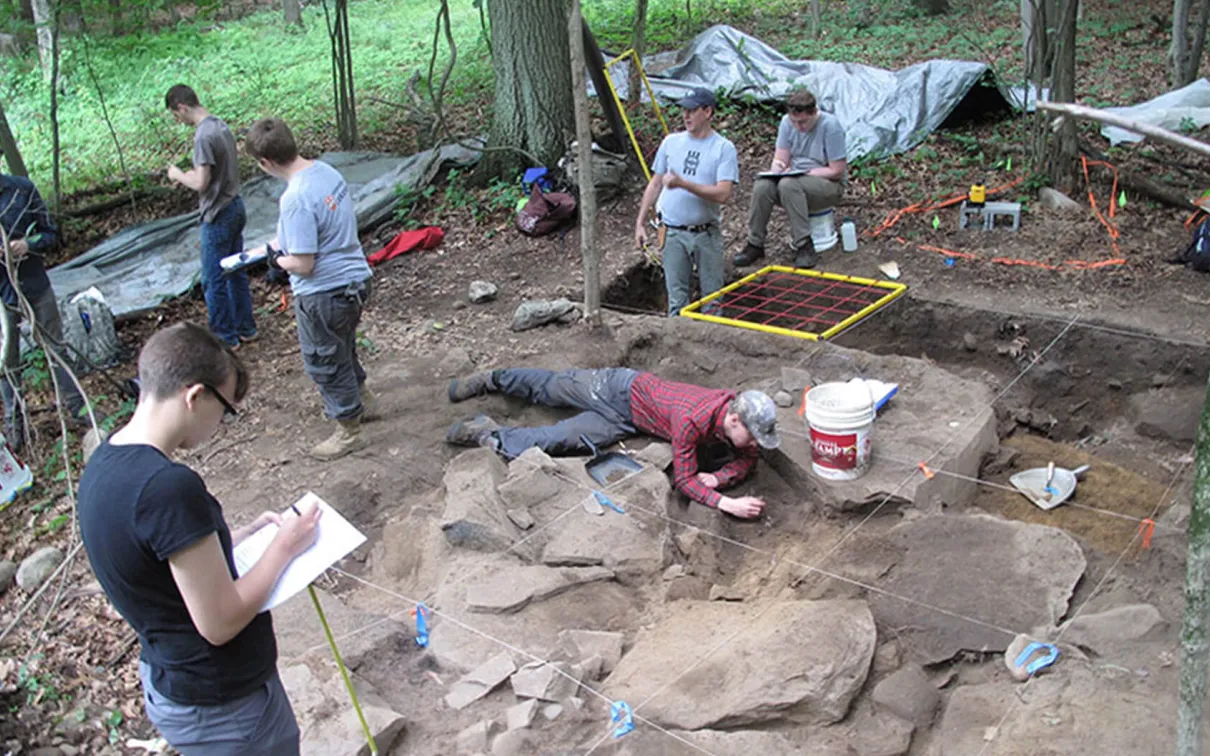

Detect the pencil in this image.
[291,503,301,516]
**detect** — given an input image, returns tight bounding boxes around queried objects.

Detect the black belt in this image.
[662,222,714,233]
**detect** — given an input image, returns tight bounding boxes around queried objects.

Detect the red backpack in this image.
[515,184,577,237]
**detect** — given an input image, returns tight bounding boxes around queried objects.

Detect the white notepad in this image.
[757,170,806,179]
[232,492,366,612]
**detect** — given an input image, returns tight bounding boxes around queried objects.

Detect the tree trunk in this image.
[1033,0,1080,193]
[0,98,28,177]
[49,5,61,207]
[1022,0,1056,90]
[911,0,950,14]
[1173,0,1194,86]
[628,0,648,107]
[569,0,600,327]
[1177,376,1210,756]
[810,0,822,38]
[108,0,122,35]
[1187,0,1210,86]
[283,0,302,28]
[322,0,357,148]
[30,0,53,81]
[482,0,575,178]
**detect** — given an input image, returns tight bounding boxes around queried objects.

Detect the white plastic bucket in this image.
[809,208,838,251]
[804,382,875,481]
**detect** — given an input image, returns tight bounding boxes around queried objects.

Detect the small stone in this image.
[444,652,517,710]
[963,332,978,352]
[456,720,495,752]
[559,629,625,674]
[510,661,576,701]
[16,546,64,592]
[708,583,745,601]
[453,300,467,310]
[1151,373,1169,389]
[0,560,16,594]
[505,508,534,530]
[1107,378,1124,391]
[873,639,902,676]
[491,729,532,756]
[772,390,794,408]
[510,299,578,332]
[542,703,564,721]
[469,280,499,304]
[662,564,686,581]
[82,428,108,465]
[59,746,79,756]
[872,664,940,726]
[1038,187,1086,214]
[506,698,540,730]
[1005,634,1039,682]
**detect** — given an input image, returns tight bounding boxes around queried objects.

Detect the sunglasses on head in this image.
[204,384,239,418]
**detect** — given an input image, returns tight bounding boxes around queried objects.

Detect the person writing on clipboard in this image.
[78,322,321,755]
[734,88,847,270]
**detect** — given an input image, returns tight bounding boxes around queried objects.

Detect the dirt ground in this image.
[3,106,1210,753]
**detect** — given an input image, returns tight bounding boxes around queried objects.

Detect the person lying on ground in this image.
[78,322,321,755]
[444,367,779,519]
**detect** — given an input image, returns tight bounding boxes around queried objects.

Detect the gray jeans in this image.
[0,287,84,423]
[295,278,371,421]
[747,174,843,249]
[662,226,723,316]
[139,661,300,756]
[492,368,638,459]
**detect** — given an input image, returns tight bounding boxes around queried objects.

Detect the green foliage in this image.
[20,348,49,393]
[14,656,61,707]
[104,709,123,744]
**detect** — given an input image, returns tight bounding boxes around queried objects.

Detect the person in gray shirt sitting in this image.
[734,89,847,269]
[244,118,378,460]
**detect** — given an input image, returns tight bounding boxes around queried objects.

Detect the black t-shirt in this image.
[78,441,276,705]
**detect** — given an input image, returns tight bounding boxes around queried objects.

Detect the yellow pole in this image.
[309,585,379,755]
[604,49,654,181]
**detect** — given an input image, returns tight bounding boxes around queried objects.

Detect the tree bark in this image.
[1177,376,1210,756]
[1187,0,1210,87]
[810,0,822,38]
[29,0,53,81]
[1022,0,1056,90]
[322,0,357,148]
[569,0,600,327]
[1173,0,1194,86]
[283,0,303,28]
[0,98,27,177]
[482,0,575,178]
[628,0,648,107]
[1033,0,1080,193]
[49,4,60,207]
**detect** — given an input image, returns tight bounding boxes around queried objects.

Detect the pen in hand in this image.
[291,503,301,516]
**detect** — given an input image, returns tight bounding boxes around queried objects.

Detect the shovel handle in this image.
[1071,464,1091,478]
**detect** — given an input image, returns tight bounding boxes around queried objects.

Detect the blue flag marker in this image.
[611,701,634,738]
[1013,642,1059,677]
[414,603,430,648]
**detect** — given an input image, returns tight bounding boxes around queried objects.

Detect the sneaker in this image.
[360,386,382,422]
[733,243,766,267]
[309,419,365,461]
[239,331,260,344]
[793,238,818,269]
[445,414,500,447]
[448,371,498,403]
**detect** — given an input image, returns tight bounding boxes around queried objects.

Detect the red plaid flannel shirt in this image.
[628,372,758,508]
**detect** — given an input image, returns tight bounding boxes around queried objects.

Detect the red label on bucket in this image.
[810,429,858,470]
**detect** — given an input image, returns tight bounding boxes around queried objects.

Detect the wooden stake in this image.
[1037,101,1210,159]
[568,0,601,326]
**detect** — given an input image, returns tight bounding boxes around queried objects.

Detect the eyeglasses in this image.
[204,384,239,418]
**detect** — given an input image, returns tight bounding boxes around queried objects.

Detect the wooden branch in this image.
[1038,100,1210,159]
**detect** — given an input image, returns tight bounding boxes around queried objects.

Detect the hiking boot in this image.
[793,238,818,269]
[310,419,365,461]
[445,414,500,448]
[733,242,766,267]
[359,386,382,422]
[448,371,498,403]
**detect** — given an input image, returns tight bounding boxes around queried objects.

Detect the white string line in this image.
[329,566,721,756]
[975,445,1193,756]
[582,317,1082,755]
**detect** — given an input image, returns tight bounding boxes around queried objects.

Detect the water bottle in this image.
[841,218,858,253]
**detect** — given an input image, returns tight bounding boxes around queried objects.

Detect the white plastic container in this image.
[804,382,876,481]
[841,219,858,252]
[808,208,838,251]
[0,432,33,505]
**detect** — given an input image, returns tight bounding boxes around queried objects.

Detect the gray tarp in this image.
[598,24,1006,161]
[1102,78,1210,146]
[48,143,480,319]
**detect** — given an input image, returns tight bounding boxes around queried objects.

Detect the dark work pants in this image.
[493,368,639,459]
[294,278,371,421]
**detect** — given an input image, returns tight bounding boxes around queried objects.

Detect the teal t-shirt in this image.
[277,161,372,296]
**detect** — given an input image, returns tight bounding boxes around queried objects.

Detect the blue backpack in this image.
[1173,216,1210,272]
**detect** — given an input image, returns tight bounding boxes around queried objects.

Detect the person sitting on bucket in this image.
[444,368,779,519]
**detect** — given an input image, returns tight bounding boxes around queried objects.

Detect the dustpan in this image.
[579,435,643,486]
[1009,463,1090,511]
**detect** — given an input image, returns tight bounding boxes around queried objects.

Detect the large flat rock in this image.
[603,600,876,729]
[766,348,998,513]
[441,448,519,552]
[281,660,407,756]
[465,565,615,614]
[854,514,1086,664]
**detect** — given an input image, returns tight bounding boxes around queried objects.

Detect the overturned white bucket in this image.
[809,208,838,252]
[804,382,875,481]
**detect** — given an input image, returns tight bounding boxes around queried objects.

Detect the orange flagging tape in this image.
[1186,209,1205,228]
[866,177,1025,238]
[279,292,290,312]
[1081,156,1122,255]
[797,387,813,418]
[920,244,977,260]
[1139,518,1156,549]
[913,244,1125,272]
[917,462,935,479]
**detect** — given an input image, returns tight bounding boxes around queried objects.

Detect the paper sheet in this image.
[232,492,366,612]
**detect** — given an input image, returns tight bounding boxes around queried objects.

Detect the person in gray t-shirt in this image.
[735,89,847,270]
[244,118,377,462]
[634,88,739,316]
[165,84,257,348]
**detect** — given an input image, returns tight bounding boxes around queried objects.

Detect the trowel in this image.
[1009,463,1090,511]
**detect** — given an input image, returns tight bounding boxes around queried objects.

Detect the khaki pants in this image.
[747,175,843,249]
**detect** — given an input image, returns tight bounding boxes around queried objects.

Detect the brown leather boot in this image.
[310,419,365,461]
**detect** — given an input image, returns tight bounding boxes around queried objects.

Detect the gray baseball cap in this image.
[679,88,718,110]
[735,390,780,449]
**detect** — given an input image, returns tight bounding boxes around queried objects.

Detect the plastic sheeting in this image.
[598,24,1009,161]
[47,143,480,319]
[1101,78,1210,146]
